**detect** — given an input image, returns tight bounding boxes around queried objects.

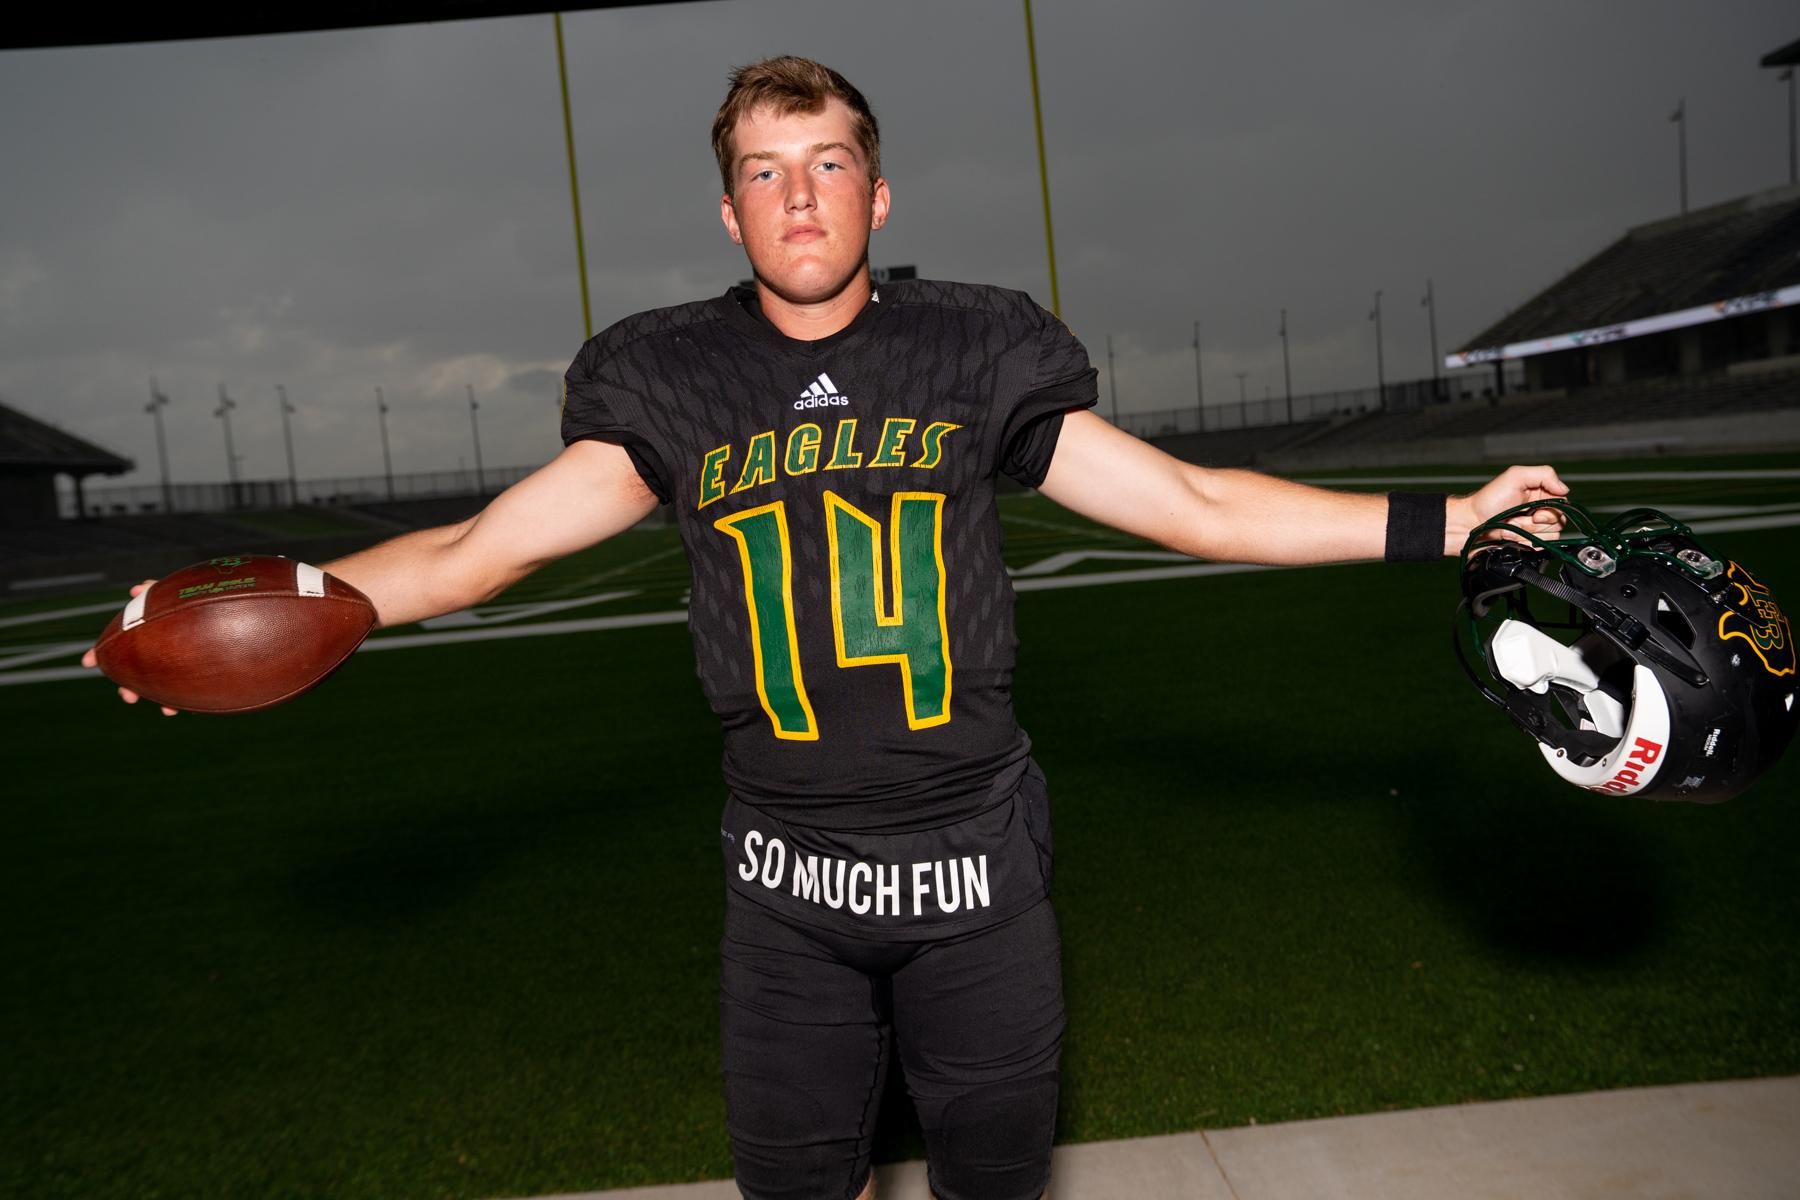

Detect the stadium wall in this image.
[1263,408,1800,472]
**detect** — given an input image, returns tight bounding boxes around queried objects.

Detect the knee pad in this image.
[726,1069,878,1200]
[921,1072,1059,1200]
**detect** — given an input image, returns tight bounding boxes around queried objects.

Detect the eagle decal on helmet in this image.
[1718,561,1794,677]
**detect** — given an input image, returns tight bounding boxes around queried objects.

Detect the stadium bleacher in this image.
[1149,419,1334,468]
[1462,184,1800,361]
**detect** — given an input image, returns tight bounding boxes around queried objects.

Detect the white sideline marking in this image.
[0,600,124,631]
[1600,503,1800,518]
[1689,512,1800,535]
[1300,469,1800,485]
[420,590,638,629]
[1014,561,1279,590]
[8,571,104,591]
[1010,549,1191,577]
[999,510,1139,541]
[0,640,90,671]
[361,609,690,650]
[543,545,689,597]
[0,667,93,685]
[8,506,1800,689]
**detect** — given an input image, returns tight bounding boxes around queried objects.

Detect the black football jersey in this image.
[562,279,1098,832]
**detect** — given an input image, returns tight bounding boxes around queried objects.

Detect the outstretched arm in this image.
[84,439,659,710]
[1036,410,1567,563]
[322,438,659,627]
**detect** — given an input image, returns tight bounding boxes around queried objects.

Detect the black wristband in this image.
[1385,491,1447,562]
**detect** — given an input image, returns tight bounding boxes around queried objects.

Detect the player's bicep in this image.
[450,439,659,587]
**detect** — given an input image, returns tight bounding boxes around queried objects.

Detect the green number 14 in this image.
[713,491,952,741]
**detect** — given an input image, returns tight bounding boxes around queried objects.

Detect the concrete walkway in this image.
[509,1075,1800,1199]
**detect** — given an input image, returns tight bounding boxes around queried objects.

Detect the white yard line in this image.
[1688,512,1800,535]
[0,640,92,670]
[1013,561,1280,591]
[999,511,1139,540]
[8,506,1799,689]
[1009,549,1192,577]
[419,590,638,629]
[361,609,690,650]
[1299,468,1800,485]
[534,545,689,599]
[0,599,124,631]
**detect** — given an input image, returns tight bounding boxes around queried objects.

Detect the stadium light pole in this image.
[276,385,298,506]
[1278,308,1293,424]
[375,386,395,502]
[1022,0,1061,317]
[553,13,593,345]
[1781,68,1796,185]
[1105,334,1119,423]
[146,379,172,513]
[1369,290,1387,410]
[467,383,486,496]
[1671,98,1688,214]
[1421,280,1441,399]
[1192,320,1204,432]
[214,384,240,495]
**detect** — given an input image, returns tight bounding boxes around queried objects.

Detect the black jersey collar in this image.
[721,281,893,357]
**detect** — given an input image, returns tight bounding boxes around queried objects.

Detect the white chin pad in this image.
[1489,619,1671,796]
[1539,664,1671,795]
[1489,619,1626,738]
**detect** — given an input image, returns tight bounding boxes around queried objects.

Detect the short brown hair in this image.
[711,56,881,196]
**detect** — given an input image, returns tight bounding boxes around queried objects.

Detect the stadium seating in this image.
[1465,187,1800,353]
[1244,365,1800,467]
[1151,419,1334,468]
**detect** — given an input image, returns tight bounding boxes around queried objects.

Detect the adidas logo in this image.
[795,372,850,411]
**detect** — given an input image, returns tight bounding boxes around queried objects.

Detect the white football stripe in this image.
[295,562,326,597]
[122,589,149,631]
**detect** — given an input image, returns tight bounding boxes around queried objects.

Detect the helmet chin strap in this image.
[1506,558,1711,689]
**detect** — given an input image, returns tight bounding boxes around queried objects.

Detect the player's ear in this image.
[870,177,890,232]
[721,193,743,245]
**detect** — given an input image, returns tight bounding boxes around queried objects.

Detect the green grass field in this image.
[4,461,1799,1200]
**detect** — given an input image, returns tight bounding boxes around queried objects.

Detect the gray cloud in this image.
[1,0,1792,488]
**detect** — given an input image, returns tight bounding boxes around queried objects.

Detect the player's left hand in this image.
[1448,464,1570,553]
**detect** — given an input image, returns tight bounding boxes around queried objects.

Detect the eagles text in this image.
[698,418,962,509]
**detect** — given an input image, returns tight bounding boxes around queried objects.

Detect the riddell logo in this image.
[1589,737,1665,794]
[795,372,849,410]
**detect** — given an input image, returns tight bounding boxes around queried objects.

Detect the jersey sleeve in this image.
[998,306,1099,488]
[560,338,675,503]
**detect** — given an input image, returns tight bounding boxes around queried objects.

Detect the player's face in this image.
[720,99,889,307]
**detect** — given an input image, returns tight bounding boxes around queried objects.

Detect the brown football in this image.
[92,554,376,713]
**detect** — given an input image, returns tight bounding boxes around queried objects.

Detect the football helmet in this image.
[1456,499,1797,803]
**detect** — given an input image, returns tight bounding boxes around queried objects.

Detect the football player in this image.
[90,56,1566,1200]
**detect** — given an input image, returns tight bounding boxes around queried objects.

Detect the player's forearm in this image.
[1172,465,1399,564]
[323,521,512,628]
[1153,466,1508,564]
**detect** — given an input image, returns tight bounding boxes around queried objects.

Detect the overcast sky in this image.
[1,0,1793,490]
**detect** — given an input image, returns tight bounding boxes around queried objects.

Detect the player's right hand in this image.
[82,580,180,716]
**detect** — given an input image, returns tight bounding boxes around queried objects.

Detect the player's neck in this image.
[753,267,874,342]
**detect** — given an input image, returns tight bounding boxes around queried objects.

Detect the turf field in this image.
[4,457,1799,1200]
